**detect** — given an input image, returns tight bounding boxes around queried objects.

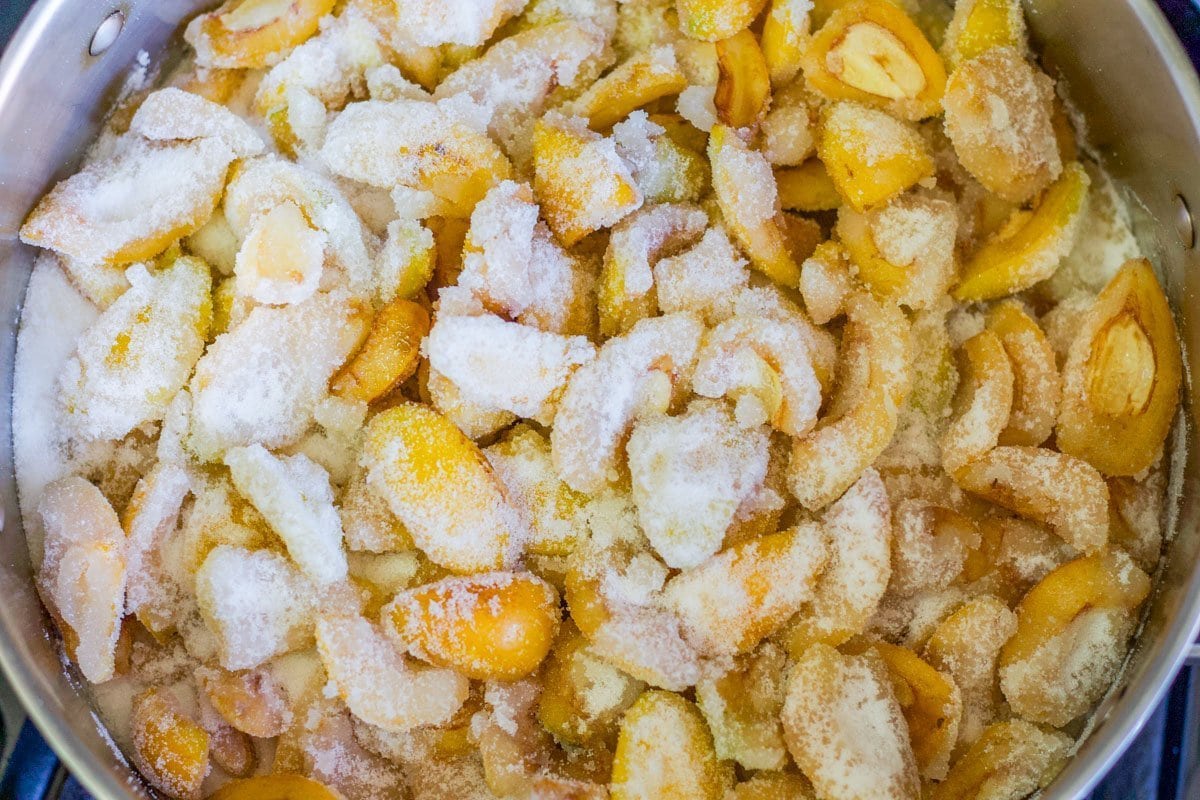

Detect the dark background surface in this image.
[0,4,24,54]
[0,0,1198,798]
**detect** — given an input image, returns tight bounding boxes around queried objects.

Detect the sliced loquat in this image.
[802,0,947,120]
[574,47,688,130]
[130,688,211,800]
[817,101,935,212]
[930,719,1070,800]
[953,162,1090,302]
[986,301,1062,447]
[953,445,1109,555]
[385,571,560,680]
[714,29,772,128]
[185,0,336,69]
[611,690,728,800]
[1057,258,1182,476]
[361,403,523,573]
[710,124,801,287]
[782,643,920,800]
[330,299,429,403]
[940,329,1014,473]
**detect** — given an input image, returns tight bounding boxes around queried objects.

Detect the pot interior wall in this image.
[1021,0,1200,795]
[0,3,204,797]
[1,1,1200,798]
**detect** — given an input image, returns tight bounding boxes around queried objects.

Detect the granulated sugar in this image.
[783,644,920,800]
[427,315,595,420]
[627,400,770,568]
[189,292,365,460]
[60,259,210,442]
[552,312,704,493]
[131,87,265,158]
[393,0,526,46]
[654,226,750,323]
[195,546,315,671]
[20,136,233,265]
[226,444,348,586]
[13,257,98,564]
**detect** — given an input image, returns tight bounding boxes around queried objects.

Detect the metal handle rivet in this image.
[89,11,124,57]
[1174,193,1194,249]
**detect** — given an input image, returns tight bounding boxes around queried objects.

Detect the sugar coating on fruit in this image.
[782,644,920,800]
[954,446,1109,554]
[225,444,347,585]
[712,128,782,229]
[321,97,511,215]
[887,500,972,596]
[255,7,386,130]
[664,522,829,656]
[20,136,233,265]
[576,642,643,717]
[188,292,365,461]
[362,405,524,573]
[940,331,1014,473]
[926,595,1018,747]
[36,476,127,683]
[1048,163,1141,299]
[733,284,839,377]
[678,85,719,131]
[606,201,708,306]
[535,112,645,243]
[802,469,893,642]
[456,181,587,332]
[435,20,610,156]
[195,545,315,671]
[695,643,791,770]
[383,570,559,679]
[223,157,373,295]
[590,607,702,691]
[339,472,411,554]
[611,110,702,203]
[426,314,595,420]
[123,463,191,626]
[628,400,771,568]
[654,226,750,323]
[14,258,98,562]
[485,427,584,555]
[552,313,705,494]
[60,258,210,442]
[864,193,958,308]
[131,87,265,157]
[823,100,925,168]
[692,314,824,435]
[1000,607,1132,727]
[943,47,1062,203]
[425,364,519,441]
[375,219,434,302]
[393,0,527,46]
[315,612,468,731]
[234,201,326,305]
[762,93,815,166]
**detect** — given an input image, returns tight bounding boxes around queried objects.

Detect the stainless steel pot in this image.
[1,1,1200,797]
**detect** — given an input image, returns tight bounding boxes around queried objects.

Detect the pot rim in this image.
[1,1,1200,798]
[1025,3,1200,795]
[0,0,158,793]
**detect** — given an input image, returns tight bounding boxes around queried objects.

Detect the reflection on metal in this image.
[1175,193,1195,248]
[87,10,122,56]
